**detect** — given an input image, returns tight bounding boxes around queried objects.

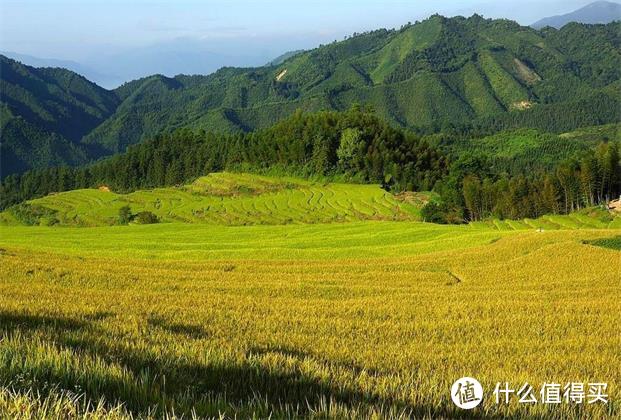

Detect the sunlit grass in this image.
[1,173,422,227]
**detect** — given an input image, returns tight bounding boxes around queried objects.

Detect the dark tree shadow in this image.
[0,311,514,418]
[0,311,91,332]
[147,315,209,339]
[584,236,621,251]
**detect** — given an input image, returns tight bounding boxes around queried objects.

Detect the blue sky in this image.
[0,0,598,60]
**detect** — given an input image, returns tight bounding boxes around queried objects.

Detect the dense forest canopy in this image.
[1,17,620,176]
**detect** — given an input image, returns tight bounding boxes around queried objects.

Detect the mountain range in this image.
[532,1,621,29]
[1,14,620,178]
[1,36,325,89]
[5,2,619,88]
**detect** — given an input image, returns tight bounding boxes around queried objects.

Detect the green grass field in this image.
[0,173,620,418]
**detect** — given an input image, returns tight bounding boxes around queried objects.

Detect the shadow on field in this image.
[248,344,312,361]
[0,311,91,332]
[147,315,209,339]
[584,236,621,251]
[0,312,475,418]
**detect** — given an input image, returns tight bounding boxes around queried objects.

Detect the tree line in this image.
[0,108,448,210]
[423,141,621,223]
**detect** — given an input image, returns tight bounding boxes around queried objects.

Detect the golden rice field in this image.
[0,219,620,419]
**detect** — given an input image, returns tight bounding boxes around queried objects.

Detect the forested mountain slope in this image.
[82,16,620,153]
[0,56,120,175]
[1,16,620,175]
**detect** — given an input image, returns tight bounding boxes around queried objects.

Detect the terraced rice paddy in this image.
[0,173,620,418]
[0,173,423,226]
[3,173,619,232]
[474,212,621,231]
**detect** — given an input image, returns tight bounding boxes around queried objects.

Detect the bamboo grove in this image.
[428,141,621,223]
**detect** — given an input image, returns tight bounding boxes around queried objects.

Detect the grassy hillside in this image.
[0,220,619,417]
[559,122,621,142]
[472,207,621,230]
[0,173,424,226]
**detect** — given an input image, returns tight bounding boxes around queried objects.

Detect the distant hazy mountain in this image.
[85,38,272,89]
[4,34,329,89]
[532,1,621,29]
[2,42,307,89]
[0,51,119,88]
[86,36,324,88]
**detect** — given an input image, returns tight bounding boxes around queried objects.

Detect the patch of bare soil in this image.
[513,58,542,85]
[608,199,621,213]
[276,69,288,81]
[512,100,533,110]
[394,191,431,207]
